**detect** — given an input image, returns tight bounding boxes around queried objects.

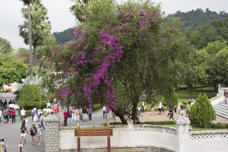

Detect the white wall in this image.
[59,125,228,152]
[190,130,228,152]
[59,125,176,151]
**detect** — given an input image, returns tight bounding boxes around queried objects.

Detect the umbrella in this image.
[14,104,20,109]
[9,104,15,108]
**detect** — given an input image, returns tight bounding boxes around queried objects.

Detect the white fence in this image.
[59,125,176,151]
[45,115,228,152]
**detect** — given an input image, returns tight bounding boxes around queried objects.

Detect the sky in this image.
[0,0,228,50]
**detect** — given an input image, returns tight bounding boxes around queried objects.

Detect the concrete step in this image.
[216,111,228,119]
[214,105,228,111]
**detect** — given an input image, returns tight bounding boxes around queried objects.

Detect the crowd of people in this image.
[63,106,93,126]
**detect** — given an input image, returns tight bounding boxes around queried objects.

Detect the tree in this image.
[179,47,207,98]
[200,41,227,89]
[0,56,27,88]
[19,0,52,65]
[207,46,228,87]
[71,0,92,22]
[17,84,44,109]
[0,37,12,55]
[211,18,228,40]
[49,0,189,124]
[189,93,216,128]
[186,25,223,49]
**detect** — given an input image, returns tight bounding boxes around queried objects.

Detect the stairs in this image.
[213,100,228,119]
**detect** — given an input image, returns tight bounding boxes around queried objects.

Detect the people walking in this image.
[11,109,16,123]
[30,124,37,145]
[20,122,27,145]
[88,107,93,121]
[3,109,9,124]
[0,139,6,152]
[37,124,43,146]
[63,111,69,126]
[20,108,26,121]
[0,109,2,123]
[102,105,106,119]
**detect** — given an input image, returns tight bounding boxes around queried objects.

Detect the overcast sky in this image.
[0,0,228,50]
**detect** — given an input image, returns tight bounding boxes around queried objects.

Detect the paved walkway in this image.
[0,118,45,152]
[59,109,107,127]
[108,110,228,124]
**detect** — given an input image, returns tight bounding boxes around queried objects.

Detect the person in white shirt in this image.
[20,108,26,121]
[0,109,2,123]
[102,106,106,119]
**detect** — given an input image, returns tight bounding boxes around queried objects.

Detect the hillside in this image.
[54,9,228,44]
[53,28,75,44]
[167,8,228,29]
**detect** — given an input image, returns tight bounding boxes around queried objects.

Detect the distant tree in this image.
[189,93,216,128]
[179,46,207,98]
[186,25,223,49]
[207,46,228,87]
[17,48,30,55]
[19,0,52,65]
[211,18,228,40]
[0,56,27,88]
[201,41,227,54]
[0,37,12,55]
[168,8,228,30]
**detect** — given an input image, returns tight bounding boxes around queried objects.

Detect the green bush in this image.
[25,109,32,116]
[143,121,175,125]
[189,93,216,128]
[93,104,102,111]
[210,123,228,129]
[17,84,44,109]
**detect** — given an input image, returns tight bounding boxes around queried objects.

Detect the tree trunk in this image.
[187,84,193,99]
[131,101,139,124]
[114,108,127,125]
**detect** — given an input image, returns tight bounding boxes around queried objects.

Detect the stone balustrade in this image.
[45,115,228,152]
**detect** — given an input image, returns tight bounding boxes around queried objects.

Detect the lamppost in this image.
[22,0,33,78]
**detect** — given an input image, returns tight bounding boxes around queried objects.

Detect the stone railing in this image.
[45,115,228,152]
[59,125,176,151]
[190,130,228,152]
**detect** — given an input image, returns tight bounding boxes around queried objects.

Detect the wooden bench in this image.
[75,127,113,152]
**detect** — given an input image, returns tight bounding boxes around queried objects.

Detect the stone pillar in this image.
[44,114,60,152]
[176,116,191,152]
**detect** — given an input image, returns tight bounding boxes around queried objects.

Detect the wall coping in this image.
[59,124,176,131]
[191,129,228,135]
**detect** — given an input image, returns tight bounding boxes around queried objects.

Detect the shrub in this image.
[189,93,216,128]
[143,121,175,125]
[17,84,44,109]
[210,123,228,129]
[25,109,32,116]
[93,104,102,111]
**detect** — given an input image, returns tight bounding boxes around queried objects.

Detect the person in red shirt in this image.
[63,111,69,126]
[12,109,16,123]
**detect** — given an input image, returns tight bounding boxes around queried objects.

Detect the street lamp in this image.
[22,0,33,78]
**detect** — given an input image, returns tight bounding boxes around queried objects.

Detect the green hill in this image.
[54,9,228,44]
[167,8,228,29]
[53,28,75,44]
